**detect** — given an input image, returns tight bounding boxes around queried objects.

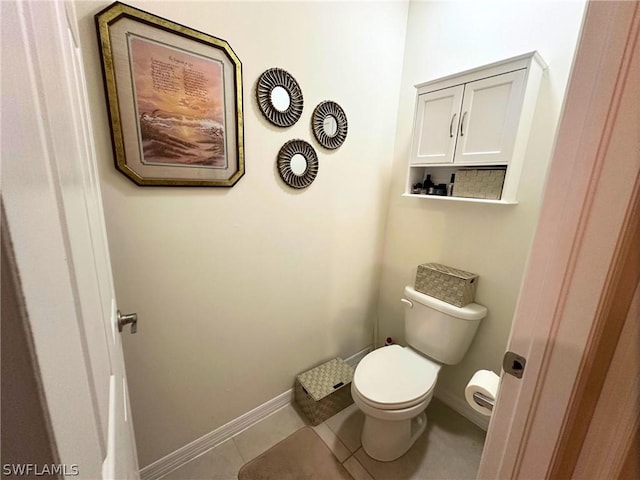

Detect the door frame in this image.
[478,1,640,477]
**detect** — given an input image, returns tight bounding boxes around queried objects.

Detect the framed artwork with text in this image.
[96,2,244,186]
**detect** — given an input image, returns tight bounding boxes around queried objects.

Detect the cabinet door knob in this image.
[449,113,458,138]
[460,111,468,137]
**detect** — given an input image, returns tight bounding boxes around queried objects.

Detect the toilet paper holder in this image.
[472,392,494,411]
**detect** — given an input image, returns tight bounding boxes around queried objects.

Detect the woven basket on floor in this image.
[294,358,354,426]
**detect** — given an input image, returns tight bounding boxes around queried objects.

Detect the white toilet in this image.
[351,286,487,462]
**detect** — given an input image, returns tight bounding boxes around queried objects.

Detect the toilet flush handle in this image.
[400,298,413,308]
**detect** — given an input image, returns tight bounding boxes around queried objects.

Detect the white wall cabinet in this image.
[406,52,546,204]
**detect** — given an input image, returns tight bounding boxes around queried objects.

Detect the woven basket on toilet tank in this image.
[415,263,478,307]
[295,358,354,426]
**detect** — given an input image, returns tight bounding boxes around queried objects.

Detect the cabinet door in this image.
[411,85,464,165]
[454,69,526,165]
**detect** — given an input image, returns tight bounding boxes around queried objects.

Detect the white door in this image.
[454,69,525,165]
[478,1,639,478]
[410,85,464,165]
[2,1,138,478]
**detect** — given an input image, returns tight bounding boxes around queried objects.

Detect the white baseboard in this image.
[140,346,372,480]
[344,345,373,368]
[434,385,490,431]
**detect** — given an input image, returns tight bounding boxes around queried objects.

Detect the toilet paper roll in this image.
[465,370,500,416]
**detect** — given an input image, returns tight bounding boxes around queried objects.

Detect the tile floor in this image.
[162,398,486,480]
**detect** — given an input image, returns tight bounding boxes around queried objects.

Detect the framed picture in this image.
[95,2,244,187]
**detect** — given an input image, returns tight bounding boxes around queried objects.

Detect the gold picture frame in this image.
[95,2,244,187]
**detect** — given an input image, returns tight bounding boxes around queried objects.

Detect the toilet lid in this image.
[354,345,439,408]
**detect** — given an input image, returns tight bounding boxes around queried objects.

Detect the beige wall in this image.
[74,1,409,467]
[378,0,585,416]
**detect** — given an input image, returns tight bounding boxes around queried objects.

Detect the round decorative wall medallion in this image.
[256,68,304,127]
[311,101,348,149]
[277,139,318,189]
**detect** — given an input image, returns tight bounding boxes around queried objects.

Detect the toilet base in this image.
[361,412,427,462]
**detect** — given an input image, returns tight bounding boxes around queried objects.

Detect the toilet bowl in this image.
[351,345,440,461]
[352,286,487,462]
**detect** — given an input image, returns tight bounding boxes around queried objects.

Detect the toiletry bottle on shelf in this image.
[424,174,434,195]
[447,174,455,196]
[421,174,432,195]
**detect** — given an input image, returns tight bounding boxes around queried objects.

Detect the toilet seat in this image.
[352,382,432,412]
[353,345,440,410]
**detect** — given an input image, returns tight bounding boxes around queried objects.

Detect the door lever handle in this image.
[117,310,138,334]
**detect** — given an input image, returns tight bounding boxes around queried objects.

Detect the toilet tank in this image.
[403,286,487,365]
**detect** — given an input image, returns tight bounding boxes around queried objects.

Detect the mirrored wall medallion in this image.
[256,68,304,127]
[312,101,348,150]
[277,140,319,189]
